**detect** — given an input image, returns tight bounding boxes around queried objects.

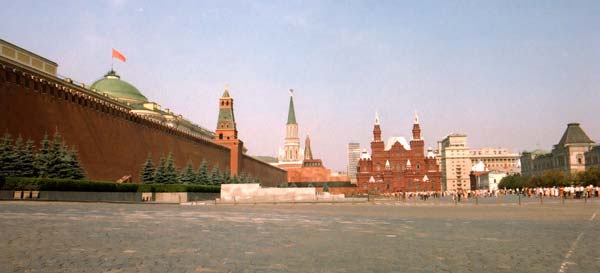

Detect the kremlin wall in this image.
[0,40,286,186]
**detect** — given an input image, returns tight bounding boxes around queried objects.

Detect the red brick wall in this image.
[287,165,349,182]
[240,155,287,187]
[0,60,284,184]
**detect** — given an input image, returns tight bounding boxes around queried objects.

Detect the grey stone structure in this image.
[585,145,600,169]
[521,123,595,176]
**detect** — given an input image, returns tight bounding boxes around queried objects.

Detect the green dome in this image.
[90,70,148,103]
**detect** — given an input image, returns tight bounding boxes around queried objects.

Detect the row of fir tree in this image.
[0,132,85,179]
[140,154,261,185]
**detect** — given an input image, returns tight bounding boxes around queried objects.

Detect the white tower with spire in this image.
[278,89,303,164]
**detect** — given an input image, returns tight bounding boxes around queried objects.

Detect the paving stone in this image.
[0,201,598,272]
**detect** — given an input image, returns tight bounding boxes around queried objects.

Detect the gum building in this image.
[521,123,596,177]
[357,113,441,193]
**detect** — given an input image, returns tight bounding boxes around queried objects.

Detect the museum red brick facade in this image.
[357,115,442,193]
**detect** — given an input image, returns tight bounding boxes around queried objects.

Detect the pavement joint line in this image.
[558,232,583,273]
[558,210,598,273]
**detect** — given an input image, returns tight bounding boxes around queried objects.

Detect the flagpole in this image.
[111,56,114,71]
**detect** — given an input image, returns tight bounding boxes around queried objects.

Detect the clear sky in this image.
[2,0,599,171]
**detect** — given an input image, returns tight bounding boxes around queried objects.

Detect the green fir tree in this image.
[195,159,209,184]
[163,153,178,184]
[67,147,85,179]
[33,133,51,177]
[46,132,68,178]
[239,172,248,184]
[56,144,74,179]
[10,136,24,177]
[179,162,196,184]
[140,154,155,183]
[221,169,231,184]
[0,133,17,177]
[16,139,36,177]
[154,156,167,183]
[210,166,221,185]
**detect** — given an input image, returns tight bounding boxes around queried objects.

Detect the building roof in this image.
[426,147,436,158]
[385,136,411,151]
[90,70,148,103]
[558,123,595,145]
[217,89,235,128]
[287,94,297,125]
[523,149,549,155]
[471,161,487,172]
[0,39,57,65]
[360,149,371,160]
[304,134,313,160]
[253,156,279,163]
[222,89,230,98]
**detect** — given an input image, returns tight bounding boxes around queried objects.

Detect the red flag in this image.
[112,48,126,62]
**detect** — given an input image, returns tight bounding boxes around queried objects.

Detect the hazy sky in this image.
[2,0,599,171]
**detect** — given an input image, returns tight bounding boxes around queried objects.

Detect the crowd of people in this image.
[498,185,600,199]
[372,185,600,202]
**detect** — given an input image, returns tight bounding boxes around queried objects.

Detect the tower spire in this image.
[414,110,419,124]
[373,111,382,142]
[215,86,236,139]
[412,111,422,140]
[287,89,297,125]
[222,83,230,97]
[304,134,313,160]
[282,89,301,163]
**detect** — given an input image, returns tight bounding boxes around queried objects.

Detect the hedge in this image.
[0,177,220,193]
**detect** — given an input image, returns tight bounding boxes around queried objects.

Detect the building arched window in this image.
[577,154,584,165]
[219,133,223,140]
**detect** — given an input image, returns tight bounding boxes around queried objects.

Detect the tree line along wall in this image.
[0,59,287,184]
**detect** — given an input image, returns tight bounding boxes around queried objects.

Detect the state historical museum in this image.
[357,113,442,193]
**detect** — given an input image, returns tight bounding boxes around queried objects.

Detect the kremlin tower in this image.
[274,90,349,183]
[214,86,243,176]
[277,89,303,167]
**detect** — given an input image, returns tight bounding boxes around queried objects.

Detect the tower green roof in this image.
[558,123,594,145]
[217,91,235,131]
[90,70,148,103]
[287,95,297,125]
[222,89,230,98]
